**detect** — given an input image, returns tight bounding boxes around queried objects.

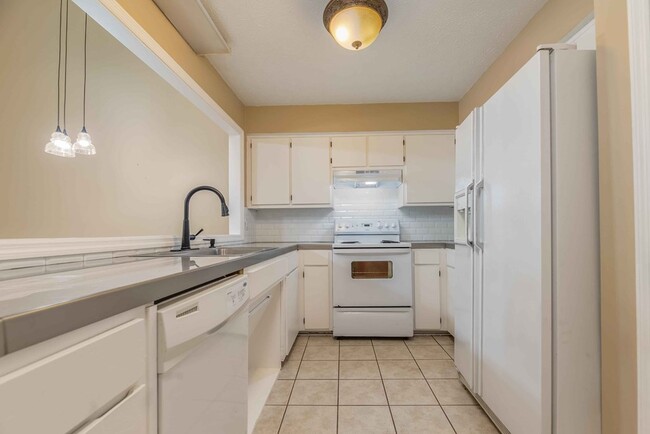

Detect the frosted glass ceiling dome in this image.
[323,0,389,51]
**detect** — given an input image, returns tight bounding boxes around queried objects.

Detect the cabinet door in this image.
[76,384,147,434]
[285,268,300,354]
[368,135,404,166]
[0,319,146,434]
[304,266,331,330]
[414,264,441,330]
[291,137,331,205]
[251,138,291,205]
[331,136,366,167]
[404,134,455,204]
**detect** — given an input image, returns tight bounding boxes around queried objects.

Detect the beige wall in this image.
[244,102,459,134]
[0,0,230,238]
[594,0,638,431]
[114,0,245,128]
[458,0,594,120]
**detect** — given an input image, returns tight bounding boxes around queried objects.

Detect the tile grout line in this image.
[373,339,399,434]
[406,335,459,434]
[275,336,307,433]
[336,338,340,434]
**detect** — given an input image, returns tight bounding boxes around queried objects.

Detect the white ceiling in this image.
[197,0,548,106]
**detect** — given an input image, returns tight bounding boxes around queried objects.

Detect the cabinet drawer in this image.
[302,250,330,266]
[246,257,288,299]
[76,384,147,434]
[413,249,441,265]
[0,319,146,434]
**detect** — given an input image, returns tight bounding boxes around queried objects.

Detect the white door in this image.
[303,266,331,330]
[331,136,366,167]
[285,268,300,354]
[404,134,455,204]
[414,264,441,330]
[481,51,551,434]
[367,135,404,166]
[291,137,331,205]
[251,138,291,205]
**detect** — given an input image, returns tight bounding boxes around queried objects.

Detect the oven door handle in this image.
[332,248,411,255]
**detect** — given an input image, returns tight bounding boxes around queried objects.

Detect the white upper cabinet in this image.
[291,137,331,205]
[251,138,291,205]
[404,134,455,204]
[367,135,404,166]
[331,136,367,167]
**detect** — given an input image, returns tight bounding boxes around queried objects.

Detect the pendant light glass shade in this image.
[324,0,388,51]
[45,128,75,158]
[73,128,96,155]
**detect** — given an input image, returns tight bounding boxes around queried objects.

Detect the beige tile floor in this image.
[253,334,499,434]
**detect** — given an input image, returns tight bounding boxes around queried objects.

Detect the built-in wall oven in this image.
[332,219,413,337]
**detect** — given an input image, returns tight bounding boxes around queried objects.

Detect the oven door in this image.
[333,248,412,307]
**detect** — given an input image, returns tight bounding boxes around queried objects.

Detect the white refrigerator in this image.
[453,45,601,434]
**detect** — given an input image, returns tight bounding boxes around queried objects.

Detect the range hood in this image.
[333,169,402,189]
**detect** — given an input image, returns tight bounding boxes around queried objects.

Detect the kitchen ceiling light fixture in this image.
[323,0,388,51]
[45,0,75,158]
[73,14,96,155]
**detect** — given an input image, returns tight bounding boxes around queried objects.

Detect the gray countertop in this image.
[0,240,453,356]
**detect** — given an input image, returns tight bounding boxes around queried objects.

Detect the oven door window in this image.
[350,261,393,279]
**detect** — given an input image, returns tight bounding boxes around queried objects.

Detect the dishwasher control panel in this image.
[158,275,249,351]
[227,280,249,314]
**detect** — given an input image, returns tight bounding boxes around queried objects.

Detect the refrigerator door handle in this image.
[475,179,485,251]
[466,182,475,246]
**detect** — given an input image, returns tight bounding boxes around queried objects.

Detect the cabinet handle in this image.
[475,179,485,251]
[465,182,474,246]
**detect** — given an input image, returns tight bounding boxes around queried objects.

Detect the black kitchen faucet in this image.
[175,186,229,251]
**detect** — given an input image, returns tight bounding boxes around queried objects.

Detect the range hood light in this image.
[333,169,402,189]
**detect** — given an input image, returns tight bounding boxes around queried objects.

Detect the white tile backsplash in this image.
[248,189,453,242]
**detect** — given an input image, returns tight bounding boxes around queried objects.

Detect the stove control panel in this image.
[334,219,400,234]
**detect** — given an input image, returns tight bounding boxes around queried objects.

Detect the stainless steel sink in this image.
[136,246,272,258]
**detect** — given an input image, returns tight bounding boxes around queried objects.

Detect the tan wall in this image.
[0,0,230,238]
[458,0,594,120]
[244,102,459,134]
[594,0,638,431]
[114,0,245,128]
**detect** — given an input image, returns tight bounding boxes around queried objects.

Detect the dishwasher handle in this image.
[249,295,272,335]
[249,295,271,317]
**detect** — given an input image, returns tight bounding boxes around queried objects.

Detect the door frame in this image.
[627,0,650,430]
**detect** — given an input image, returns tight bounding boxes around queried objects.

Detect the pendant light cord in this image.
[56,0,63,129]
[62,0,69,132]
[82,14,87,130]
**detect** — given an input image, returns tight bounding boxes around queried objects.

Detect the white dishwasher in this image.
[157,275,249,434]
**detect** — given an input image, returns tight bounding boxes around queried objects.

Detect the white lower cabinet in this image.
[0,307,153,434]
[445,249,456,336]
[76,384,147,434]
[301,250,332,330]
[413,249,442,330]
[282,264,300,360]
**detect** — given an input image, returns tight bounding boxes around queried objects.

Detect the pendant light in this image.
[45,0,75,157]
[73,14,96,155]
[323,0,388,51]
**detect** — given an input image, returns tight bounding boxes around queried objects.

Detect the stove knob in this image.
[392,223,398,229]
[377,222,384,229]
[345,224,350,229]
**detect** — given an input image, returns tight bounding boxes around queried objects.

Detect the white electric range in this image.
[332,219,414,337]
